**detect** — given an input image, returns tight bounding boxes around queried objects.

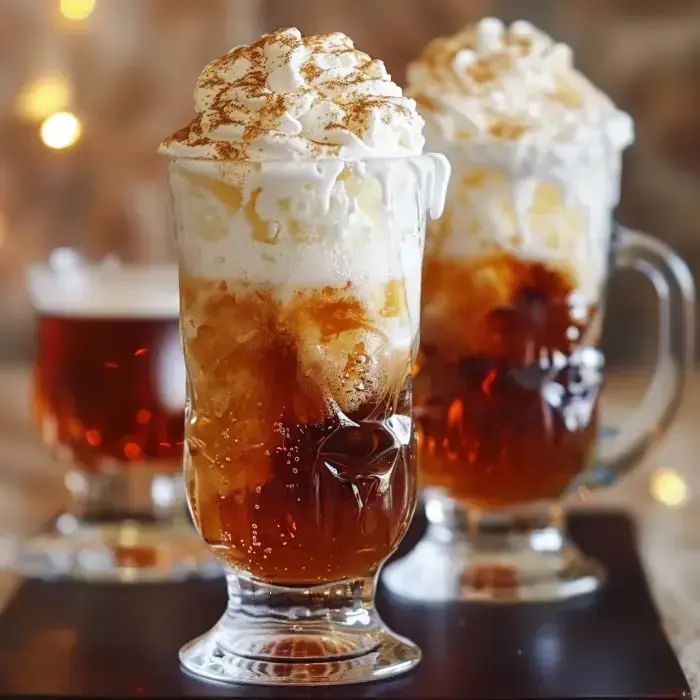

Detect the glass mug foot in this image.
[180,575,421,687]
[382,527,604,604]
[382,495,603,603]
[4,467,221,582]
[7,516,221,583]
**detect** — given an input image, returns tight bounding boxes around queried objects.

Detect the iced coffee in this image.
[161,28,449,685]
[406,19,635,507]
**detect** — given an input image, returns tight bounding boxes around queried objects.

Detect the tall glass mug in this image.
[168,154,447,686]
[12,252,218,581]
[382,136,695,603]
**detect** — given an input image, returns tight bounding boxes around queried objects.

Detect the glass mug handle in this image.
[591,225,695,485]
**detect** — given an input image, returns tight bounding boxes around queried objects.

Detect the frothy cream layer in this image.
[162,27,450,322]
[160,28,426,161]
[169,156,449,326]
[407,18,633,148]
[428,142,622,301]
[28,262,179,318]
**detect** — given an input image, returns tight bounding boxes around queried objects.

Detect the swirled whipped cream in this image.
[407,18,633,147]
[160,27,425,160]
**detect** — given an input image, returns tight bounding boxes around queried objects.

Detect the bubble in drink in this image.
[181,276,417,584]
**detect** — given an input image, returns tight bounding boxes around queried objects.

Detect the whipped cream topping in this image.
[407,18,633,148]
[160,28,425,161]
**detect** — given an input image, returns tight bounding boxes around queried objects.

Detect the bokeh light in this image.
[40,112,83,150]
[15,74,73,123]
[59,0,97,21]
[650,467,689,508]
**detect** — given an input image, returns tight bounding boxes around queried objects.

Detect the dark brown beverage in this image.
[34,315,185,470]
[181,276,417,585]
[416,252,604,507]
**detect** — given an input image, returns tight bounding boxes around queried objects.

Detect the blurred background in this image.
[1,0,698,367]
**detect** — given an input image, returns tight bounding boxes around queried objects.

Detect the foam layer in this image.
[427,140,622,302]
[168,155,449,327]
[160,28,426,161]
[160,28,451,310]
[28,262,179,318]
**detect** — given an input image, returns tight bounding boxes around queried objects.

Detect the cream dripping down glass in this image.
[159,28,449,686]
[382,18,694,604]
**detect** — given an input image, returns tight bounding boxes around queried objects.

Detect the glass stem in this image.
[215,574,383,661]
[64,466,186,523]
[424,489,566,551]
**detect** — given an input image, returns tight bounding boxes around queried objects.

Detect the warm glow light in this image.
[650,468,688,508]
[40,112,82,150]
[60,0,97,21]
[16,74,72,122]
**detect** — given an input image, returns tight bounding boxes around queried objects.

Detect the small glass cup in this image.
[167,153,448,686]
[9,250,219,582]
[382,137,695,603]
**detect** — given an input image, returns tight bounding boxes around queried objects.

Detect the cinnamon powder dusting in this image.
[160,27,420,160]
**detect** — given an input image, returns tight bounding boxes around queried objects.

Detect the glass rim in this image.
[426,136,631,153]
[25,248,177,275]
[164,151,447,167]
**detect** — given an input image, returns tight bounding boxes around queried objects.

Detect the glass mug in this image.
[382,139,695,603]
[12,251,218,581]
[168,154,448,686]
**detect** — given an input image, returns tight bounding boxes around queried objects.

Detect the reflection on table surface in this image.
[0,363,699,692]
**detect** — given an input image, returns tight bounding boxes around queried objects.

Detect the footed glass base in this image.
[180,575,420,687]
[180,625,420,687]
[1,467,221,582]
[382,527,603,603]
[382,493,604,603]
[4,514,221,583]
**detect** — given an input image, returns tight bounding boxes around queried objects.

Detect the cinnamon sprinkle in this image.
[407,22,533,98]
[160,27,419,160]
[405,20,584,141]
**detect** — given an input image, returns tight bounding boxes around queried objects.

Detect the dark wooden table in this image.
[0,512,690,699]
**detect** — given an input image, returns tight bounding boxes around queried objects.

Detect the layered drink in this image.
[161,28,449,592]
[161,27,449,683]
[406,19,634,506]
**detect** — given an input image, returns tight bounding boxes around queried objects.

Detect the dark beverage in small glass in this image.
[34,314,184,473]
